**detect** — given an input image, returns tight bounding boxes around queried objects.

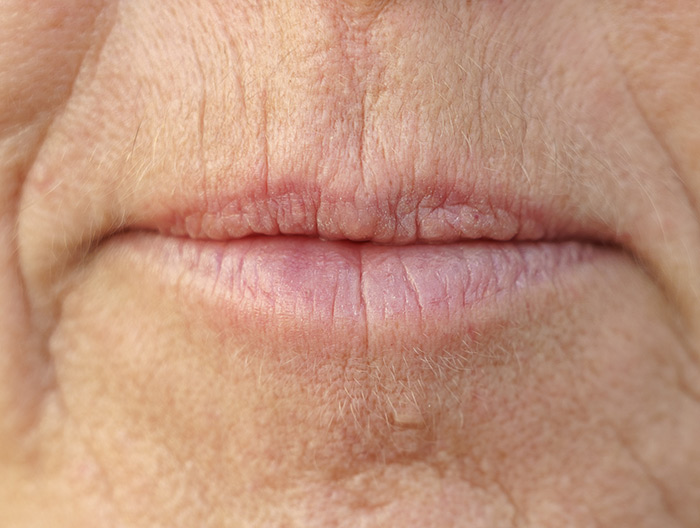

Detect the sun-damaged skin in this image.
[1,1,700,527]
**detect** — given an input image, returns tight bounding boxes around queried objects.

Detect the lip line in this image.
[121,227,603,249]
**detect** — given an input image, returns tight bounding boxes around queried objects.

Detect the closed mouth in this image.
[101,175,612,359]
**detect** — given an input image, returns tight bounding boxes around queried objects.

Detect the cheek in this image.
[601,0,700,337]
[602,0,700,186]
[48,244,700,525]
[0,1,110,129]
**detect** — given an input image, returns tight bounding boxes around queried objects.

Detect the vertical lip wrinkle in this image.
[359,243,370,356]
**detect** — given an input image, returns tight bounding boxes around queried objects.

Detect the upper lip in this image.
[128,174,610,247]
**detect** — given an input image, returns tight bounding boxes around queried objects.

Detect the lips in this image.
[21,101,619,360]
[112,230,598,356]
[18,25,624,357]
[86,163,609,360]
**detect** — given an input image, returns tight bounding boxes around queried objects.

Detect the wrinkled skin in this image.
[1,1,700,527]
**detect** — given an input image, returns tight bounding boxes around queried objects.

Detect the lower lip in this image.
[108,233,599,355]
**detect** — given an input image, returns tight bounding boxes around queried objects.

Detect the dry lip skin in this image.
[101,181,607,356]
[117,233,596,339]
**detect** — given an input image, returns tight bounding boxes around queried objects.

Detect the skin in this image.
[1,0,700,526]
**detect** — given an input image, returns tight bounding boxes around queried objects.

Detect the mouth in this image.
[21,94,624,364]
[100,177,611,359]
[19,13,628,363]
